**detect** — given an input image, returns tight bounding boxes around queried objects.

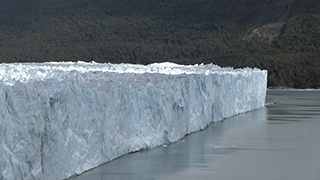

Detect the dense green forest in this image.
[0,0,319,88]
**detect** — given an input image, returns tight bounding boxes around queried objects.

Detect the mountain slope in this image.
[0,0,319,88]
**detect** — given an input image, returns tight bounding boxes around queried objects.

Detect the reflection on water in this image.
[69,90,320,180]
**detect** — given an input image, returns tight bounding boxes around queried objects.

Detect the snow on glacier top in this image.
[0,61,264,86]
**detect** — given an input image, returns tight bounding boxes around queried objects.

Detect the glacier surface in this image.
[0,62,267,180]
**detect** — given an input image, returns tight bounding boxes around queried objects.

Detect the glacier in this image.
[0,62,267,180]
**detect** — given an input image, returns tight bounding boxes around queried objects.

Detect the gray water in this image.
[69,90,320,180]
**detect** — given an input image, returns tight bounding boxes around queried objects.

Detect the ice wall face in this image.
[0,62,267,180]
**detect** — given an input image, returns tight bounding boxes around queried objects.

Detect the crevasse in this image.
[0,62,267,180]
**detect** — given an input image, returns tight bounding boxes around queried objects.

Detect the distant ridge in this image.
[0,0,319,88]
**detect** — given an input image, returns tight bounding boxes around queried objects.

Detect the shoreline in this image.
[267,87,320,91]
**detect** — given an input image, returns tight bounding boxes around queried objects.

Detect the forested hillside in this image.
[0,0,319,88]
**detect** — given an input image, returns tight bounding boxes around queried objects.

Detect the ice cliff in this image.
[0,62,267,180]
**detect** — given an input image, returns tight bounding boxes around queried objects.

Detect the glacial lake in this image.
[69,90,320,180]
